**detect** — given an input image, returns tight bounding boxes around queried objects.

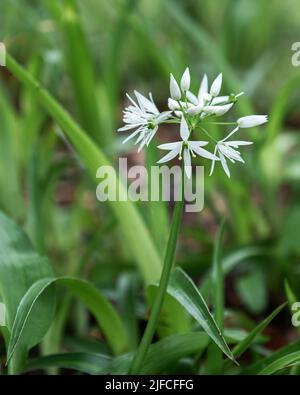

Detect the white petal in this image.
[122,127,142,144]
[198,74,208,100]
[186,91,198,106]
[189,144,219,161]
[180,116,190,141]
[183,148,192,178]
[188,140,209,148]
[174,111,183,117]
[209,146,218,176]
[225,140,253,147]
[210,73,222,97]
[168,98,180,110]
[156,111,173,123]
[211,95,229,105]
[219,152,231,178]
[203,92,212,103]
[203,103,233,116]
[237,115,268,128]
[157,142,182,150]
[134,90,158,114]
[181,67,191,92]
[126,93,139,109]
[170,74,181,100]
[218,144,244,162]
[187,104,203,116]
[157,145,182,164]
[118,123,142,132]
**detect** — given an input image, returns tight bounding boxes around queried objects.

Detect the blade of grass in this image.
[225,303,287,368]
[258,351,300,375]
[46,0,107,146]
[242,339,300,375]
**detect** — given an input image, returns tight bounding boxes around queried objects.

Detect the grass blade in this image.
[258,351,300,375]
[232,303,287,359]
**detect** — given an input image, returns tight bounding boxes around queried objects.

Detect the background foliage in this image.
[1,0,300,375]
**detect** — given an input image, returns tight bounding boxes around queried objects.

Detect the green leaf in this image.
[110,332,209,374]
[242,340,300,375]
[0,212,55,373]
[8,277,129,362]
[258,351,300,375]
[27,352,112,375]
[167,268,235,362]
[232,303,286,359]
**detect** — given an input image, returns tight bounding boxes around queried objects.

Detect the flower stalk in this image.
[129,174,185,374]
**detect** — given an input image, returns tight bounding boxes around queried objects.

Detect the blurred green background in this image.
[1,0,300,374]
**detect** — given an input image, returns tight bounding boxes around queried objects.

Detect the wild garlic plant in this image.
[118,68,268,375]
[119,67,268,178]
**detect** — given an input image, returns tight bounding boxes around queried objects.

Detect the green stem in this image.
[129,177,185,374]
[202,122,237,126]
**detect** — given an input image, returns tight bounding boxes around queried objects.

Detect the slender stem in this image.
[202,122,237,126]
[199,127,218,143]
[129,176,185,374]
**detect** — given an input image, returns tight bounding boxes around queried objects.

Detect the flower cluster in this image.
[118,68,268,178]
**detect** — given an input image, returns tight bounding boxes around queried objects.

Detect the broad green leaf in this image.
[110,332,209,374]
[167,268,235,362]
[0,212,55,373]
[27,352,112,375]
[258,351,300,375]
[8,277,129,361]
[6,53,162,284]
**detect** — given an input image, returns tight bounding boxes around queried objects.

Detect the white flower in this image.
[157,116,218,178]
[118,91,171,151]
[210,73,222,97]
[181,67,191,92]
[237,115,268,128]
[210,127,253,178]
[170,74,181,100]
